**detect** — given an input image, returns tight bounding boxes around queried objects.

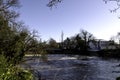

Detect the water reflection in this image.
[24,54,120,80]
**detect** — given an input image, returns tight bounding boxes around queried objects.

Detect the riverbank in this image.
[46,49,120,59]
[97,49,120,58]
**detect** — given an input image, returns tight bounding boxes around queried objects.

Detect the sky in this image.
[19,0,120,42]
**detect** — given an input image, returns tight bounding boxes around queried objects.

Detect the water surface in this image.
[24,54,120,80]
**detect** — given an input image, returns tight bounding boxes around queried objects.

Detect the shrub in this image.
[116,77,120,80]
[0,54,33,80]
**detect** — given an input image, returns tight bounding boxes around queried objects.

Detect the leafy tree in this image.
[79,29,95,51]
[0,0,20,26]
[63,30,95,52]
[64,37,71,49]
[0,0,21,58]
[0,0,45,64]
[0,21,36,64]
[75,34,85,50]
[0,0,48,79]
[48,38,58,48]
[67,36,76,49]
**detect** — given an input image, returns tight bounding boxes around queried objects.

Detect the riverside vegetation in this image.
[1,0,120,80]
[0,0,47,79]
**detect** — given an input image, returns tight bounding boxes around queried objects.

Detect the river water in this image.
[23,54,120,80]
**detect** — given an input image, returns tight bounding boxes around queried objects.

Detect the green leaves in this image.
[0,0,48,80]
[0,54,33,80]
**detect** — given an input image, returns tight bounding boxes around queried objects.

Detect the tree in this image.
[63,30,95,52]
[0,1,35,79]
[68,36,77,49]
[75,34,84,50]
[0,0,20,26]
[0,0,60,79]
[0,23,34,64]
[0,0,45,64]
[48,38,58,48]
[47,0,62,8]
[103,0,120,12]
[64,37,71,49]
[79,29,95,51]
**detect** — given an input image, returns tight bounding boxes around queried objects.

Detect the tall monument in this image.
[61,31,64,49]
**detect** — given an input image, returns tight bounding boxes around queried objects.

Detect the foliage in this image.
[79,29,95,51]
[116,77,120,80]
[0,54,33,80]
[64,37,71,49]
[0,0,47,79]
[63,29,95,52]
[0,0,20,26]
[0,0,24,64]
[0,0,47,64]
[48,38,59,48]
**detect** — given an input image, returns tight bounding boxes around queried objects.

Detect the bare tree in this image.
[103,0,120,12]
[47,0,62,7]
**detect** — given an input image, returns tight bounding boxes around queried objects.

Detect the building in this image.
[89,39,117,51]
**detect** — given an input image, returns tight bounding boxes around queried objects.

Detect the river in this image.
[23,54,120,80]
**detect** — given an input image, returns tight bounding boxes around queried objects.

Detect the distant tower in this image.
[61,31,64,43]
[61,31,64,49]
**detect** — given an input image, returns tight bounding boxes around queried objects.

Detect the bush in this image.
[116,77,120,80]
[0,54,33,80]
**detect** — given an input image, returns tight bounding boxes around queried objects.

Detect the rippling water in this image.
[23,54,120,80]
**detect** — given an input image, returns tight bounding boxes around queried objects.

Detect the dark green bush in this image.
[116,77,120,80]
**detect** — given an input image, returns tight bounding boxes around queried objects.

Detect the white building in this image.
[89,39,117,51]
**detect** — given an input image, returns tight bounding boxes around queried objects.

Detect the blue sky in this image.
[19,0,120,42]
